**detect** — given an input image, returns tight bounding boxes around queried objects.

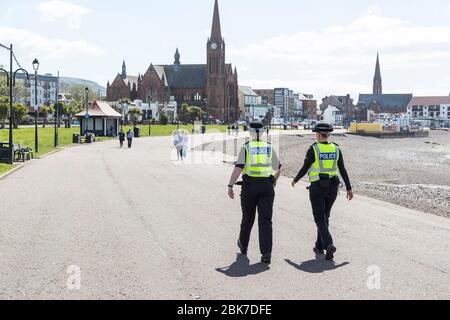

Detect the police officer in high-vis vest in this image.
[228,121,282,265]
[291,123,353,261]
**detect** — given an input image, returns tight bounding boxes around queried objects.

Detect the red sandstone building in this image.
[106,0,239,123]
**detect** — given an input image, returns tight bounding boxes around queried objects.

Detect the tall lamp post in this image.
[54,71,59,147]
[46,98,58,147]
[32,58,39,153]
[148,95,152,136]
[84,87,89,136]
[0,44,29,164]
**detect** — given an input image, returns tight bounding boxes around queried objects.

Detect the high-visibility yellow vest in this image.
[308,143,340,183]
[242,141,273,178]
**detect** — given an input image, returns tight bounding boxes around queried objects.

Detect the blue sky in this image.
[1,0,450,99]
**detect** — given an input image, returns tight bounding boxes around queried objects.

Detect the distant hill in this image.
[59,77,106,97]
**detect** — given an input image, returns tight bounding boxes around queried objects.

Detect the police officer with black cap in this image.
[291,123,353,260]
[227,121,282,265]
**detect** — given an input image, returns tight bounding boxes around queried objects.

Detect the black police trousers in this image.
[309,181,339,250]
[239,178,275,256]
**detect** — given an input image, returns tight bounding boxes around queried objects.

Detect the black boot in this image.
[314,247,324,255]
[325,245,337,261]
[261,254,272,265]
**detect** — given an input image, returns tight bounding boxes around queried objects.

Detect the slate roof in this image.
[358,94,412,113]
[161,64,207,89]
[407,96,450,107]
[75,101,122,118]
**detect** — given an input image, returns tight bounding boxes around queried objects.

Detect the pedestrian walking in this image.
[127,129,133,148]
[227,121,282,265]
[173,130,183,160]
[291,123,353,261]
[119,130,125,148]
[181,131,189,160]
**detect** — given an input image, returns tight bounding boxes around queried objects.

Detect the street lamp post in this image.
[0,45,29,164]
[54,71,59,147]
[32,58,39,153]
[84,87,89,136]
[148,95,152,136]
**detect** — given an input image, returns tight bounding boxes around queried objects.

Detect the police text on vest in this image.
[319,153,337,160]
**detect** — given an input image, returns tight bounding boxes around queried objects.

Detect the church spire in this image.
[373,53,382,95]
[210,0,222,41]
[122,60,127,80]
[174,48,180,65]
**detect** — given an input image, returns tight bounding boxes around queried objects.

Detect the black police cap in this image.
[313,123,334,133]
[249,121,264,131]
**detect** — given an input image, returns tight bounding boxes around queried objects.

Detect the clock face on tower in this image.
[211,43,218,50]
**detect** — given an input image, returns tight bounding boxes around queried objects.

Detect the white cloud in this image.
[0,26,104,61]
[230,6,450,97]
[36,1,91,30]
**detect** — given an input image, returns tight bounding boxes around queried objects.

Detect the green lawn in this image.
[0,127,80,157]
[0,163,13,175]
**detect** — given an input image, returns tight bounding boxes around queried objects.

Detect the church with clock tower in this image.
[106,0,239,123]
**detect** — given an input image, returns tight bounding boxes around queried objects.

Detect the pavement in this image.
[0,132,449,300]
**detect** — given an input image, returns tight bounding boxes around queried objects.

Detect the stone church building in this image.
[357,53,412,120]
[106,0,239,123]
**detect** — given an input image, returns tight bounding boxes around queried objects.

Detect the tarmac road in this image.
[0,133,449,300]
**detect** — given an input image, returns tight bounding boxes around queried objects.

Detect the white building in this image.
[15,73,58,111]
[321,105,343,126]
[244,104,271,121]
[239,86,262,120]
[407,96,450,127]
[134,100,160,122]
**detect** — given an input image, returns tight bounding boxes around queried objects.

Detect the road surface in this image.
[0,133,449,300]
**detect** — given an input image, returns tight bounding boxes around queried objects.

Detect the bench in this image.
[80,134,96,144]
[13,144,34,162]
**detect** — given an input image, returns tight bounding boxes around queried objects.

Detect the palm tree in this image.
[61,101,83,128]
[128,108,142,127]
[40,105,54,128]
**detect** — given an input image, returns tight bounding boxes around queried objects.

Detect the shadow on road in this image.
[216,254,270,278]
[285,258,350,274]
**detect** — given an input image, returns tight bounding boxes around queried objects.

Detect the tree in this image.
[40,105,54,128]
[0,96,9,129]
[180,103,190,124]
[0,74,30,102]
[115,98,132,125]
[61,101,83,128]
[128,108,142,127]
[68,84,100,104]
[0,73,7,97]
[188,106,204,123]
[160,112,169,125]
[54,101,65,127]
[12,103,28,129]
